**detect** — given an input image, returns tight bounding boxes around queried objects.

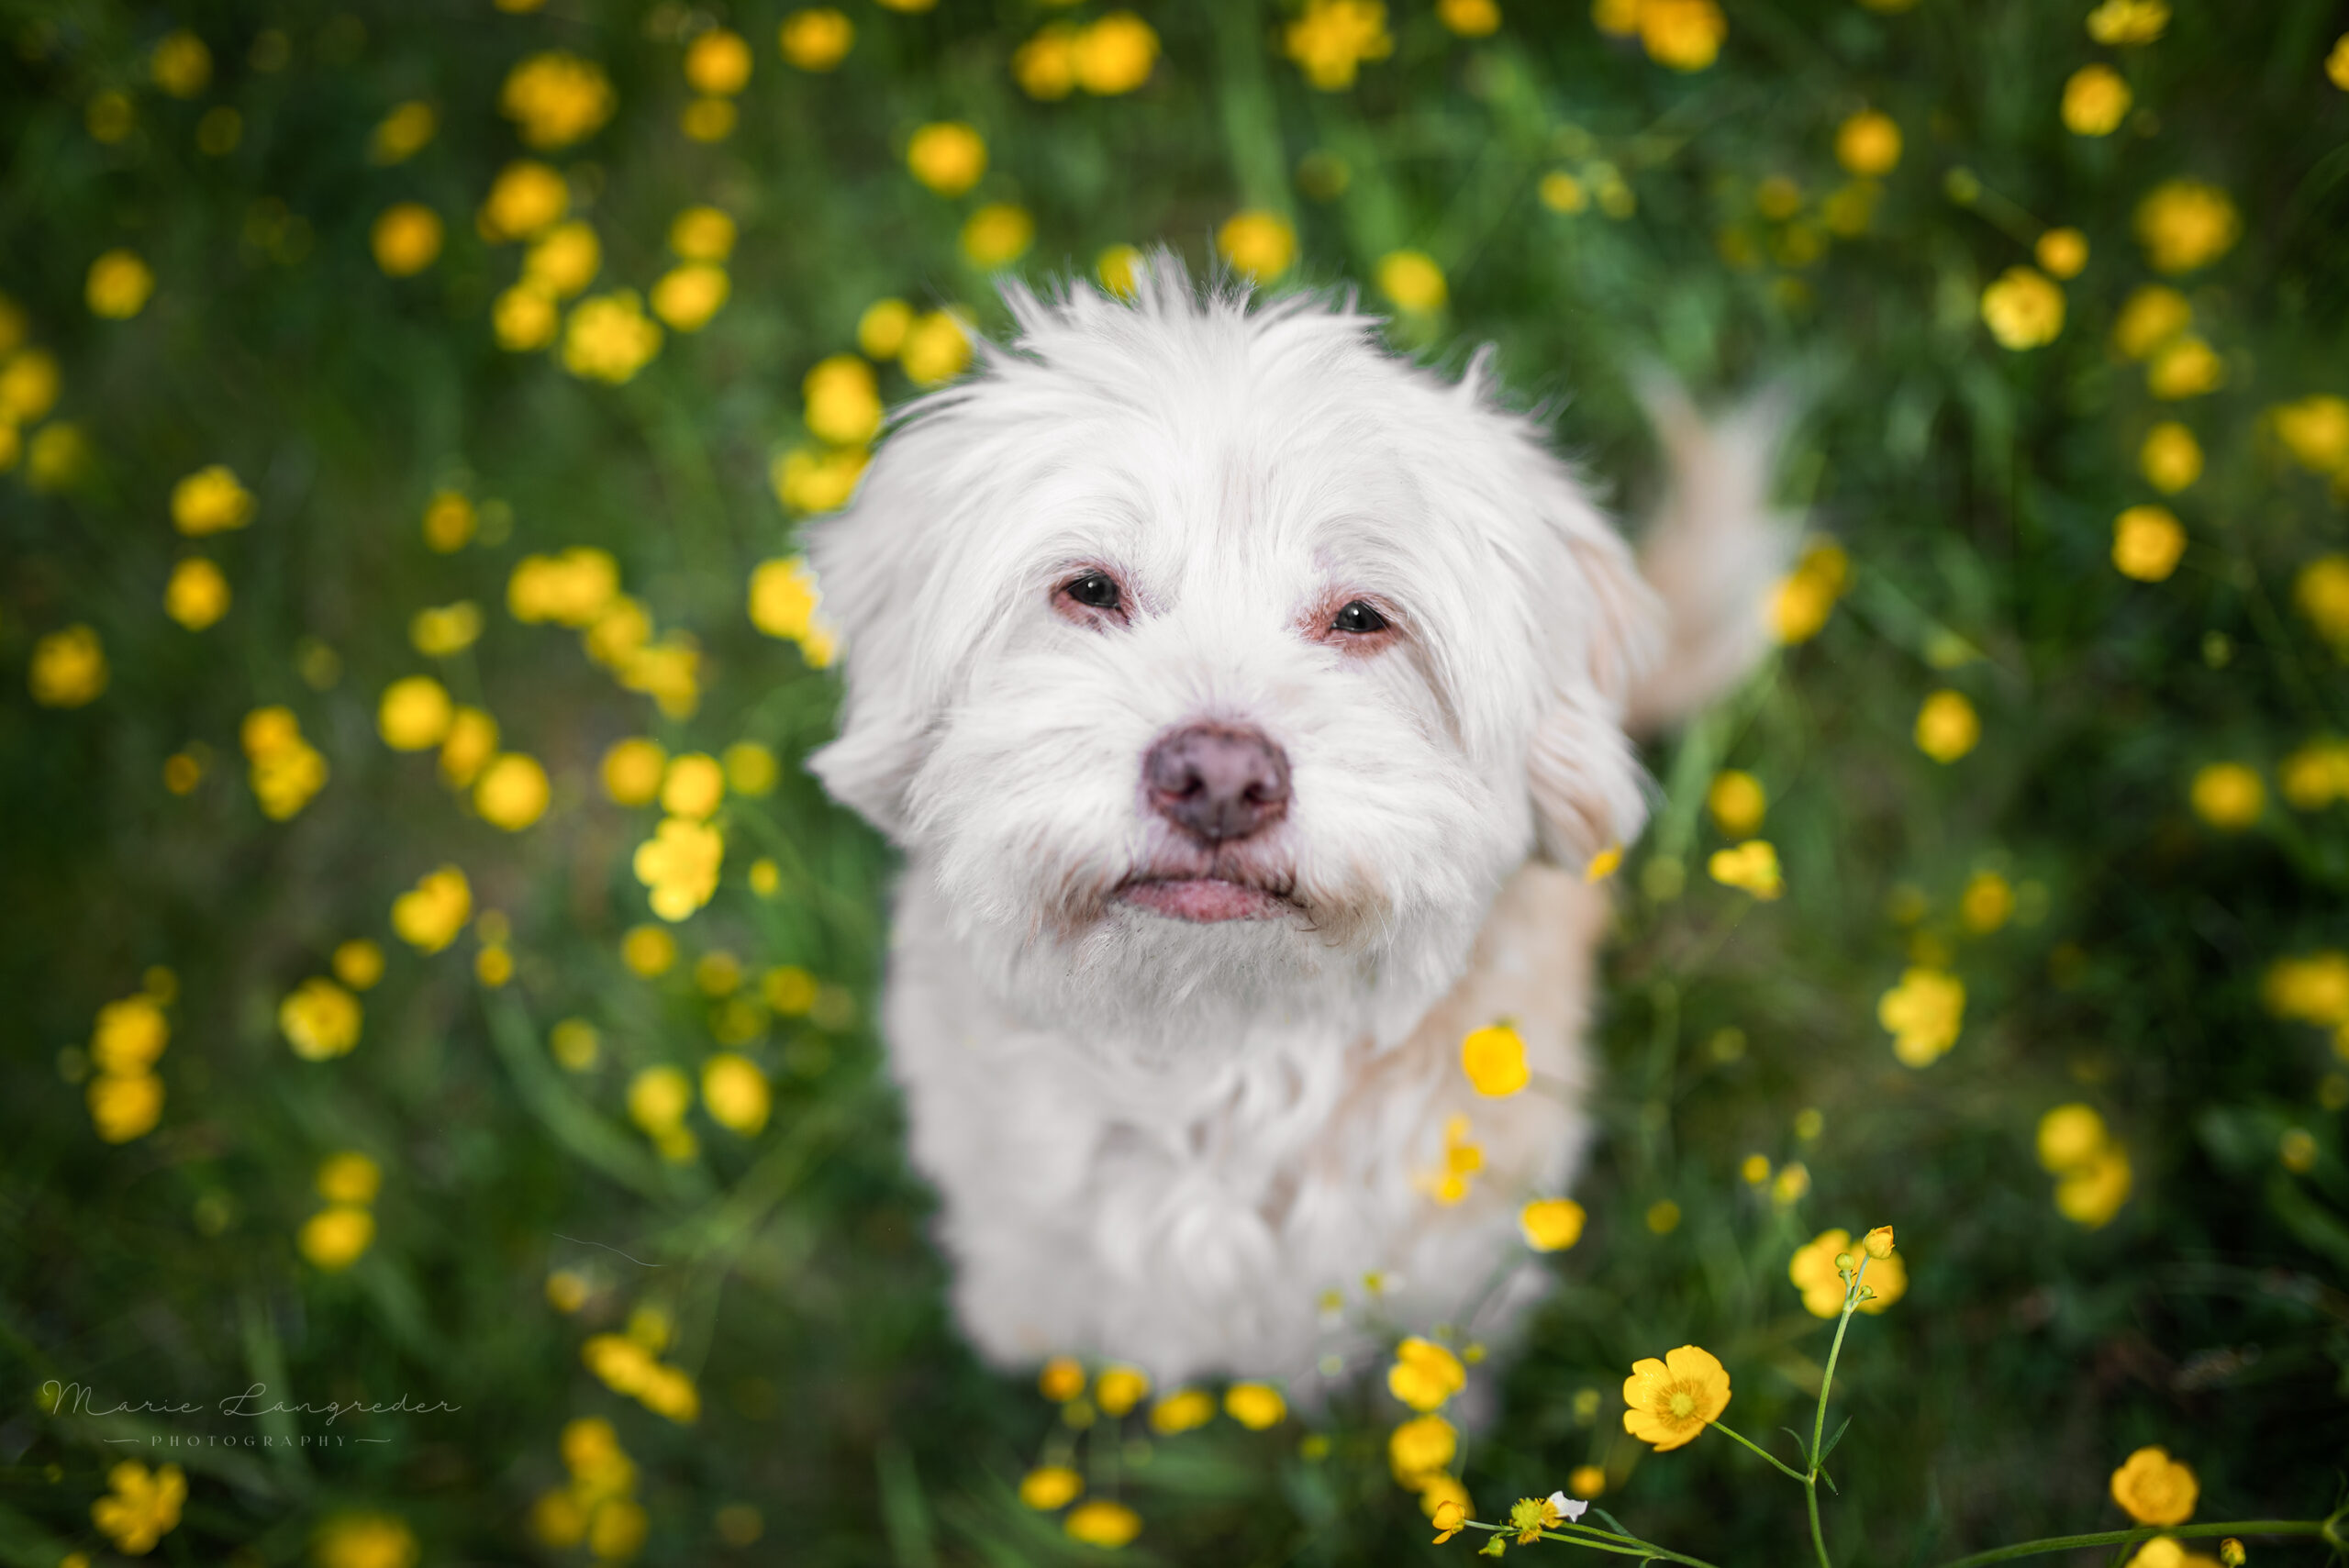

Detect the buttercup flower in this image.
[2141,422,2203,493]
[1878,966,1964,1065]
[92,995,168,1074]
[635,817,724,919]
[312,1514,417,1568]
[1388,1336,1467,1411]
[1708,769,1766,834]
[1039,1356,1085,1402]
[901,309,974,384]
[481,161,569,241]
[1148,1388,1214,1432]
[2295,556,2349,651]
[780,9,854,70]
[372,204,443,276]
[2115,286,2191,360]
[475,752,551,830]
[2147,335,2222,400]
[1638,0,1728,71]
[1836,110,1900,175]
[651,263,729,331]
[88,1072,165,1143]
[369,101,437,164]
[1073,14,1160,95]
[1225,1381,1286,1429]
[1218,210,1297,280]
[1461,1022,1529,1095]
[1915,689,1979,762]
[2036,228,2089,278]
[2111,1446,2199,1526]
[242,706,329,819]
[1789,1228,1907,1317]
[2189,762,2263,830]
[150,29,211,95]
[87,250,154,318]
[281,976,362,1060]
[299,1205,375,1269]
[410,601,481,656]
[501,52,615,149]
[1431,1496,1469,1543]
[1063,1500,1141,1548]
[525,223,601,297]
[392,864,472,952]
[2087,0,2168,43]
[1376,250,1446,314]
[1707,840,1783,899]
[1285,0,1392,89]
[1770,541,1849,642]
[91,1461,185,1554]
[685,28,751,94]
[164,559,229,629]
[2062,64,2131,136]
[2135,181,2240,274]
[2112,506,2186,582]
[563,292,662,383]
[701,1052,771,1134]
[1096,1364,1151,1416]
[172,464,255,535]
[1620,1344,1730,1451]
[1389,1412,1458,1483]
[1520,1197,1586,1251]
[1980,266,2065,350]
[907,122,986,195]
[1960,869,2013,933]
[1020,1466,1083,1509]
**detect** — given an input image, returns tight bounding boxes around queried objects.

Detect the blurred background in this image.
[6,1,2349,1564]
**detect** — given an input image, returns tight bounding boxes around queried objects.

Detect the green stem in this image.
[1707,1417,1808,1483]
[1456,1518,1725,1568]
[1800,1255,1868,1568]
[1932,1520,2330,1568]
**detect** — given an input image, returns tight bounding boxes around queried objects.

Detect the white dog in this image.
[807,257,1786,1388]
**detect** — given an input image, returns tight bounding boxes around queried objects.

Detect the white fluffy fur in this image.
[807,258,1783,1387]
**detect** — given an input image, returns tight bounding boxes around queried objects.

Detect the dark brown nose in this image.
[1143,724,1291,843]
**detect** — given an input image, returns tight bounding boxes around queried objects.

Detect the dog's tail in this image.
[1622,382,1800,733]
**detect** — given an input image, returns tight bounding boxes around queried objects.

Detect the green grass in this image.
[4,2,2348,1566]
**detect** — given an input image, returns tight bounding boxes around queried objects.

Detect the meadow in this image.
[4,1,2349,1565]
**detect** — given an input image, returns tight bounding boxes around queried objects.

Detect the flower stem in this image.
[1800,1254,1868,1568]
[1707,1418,1808,1483]
[1930,1520,2330,1568]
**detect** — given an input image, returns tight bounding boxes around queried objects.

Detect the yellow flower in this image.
[392,864,472,952]
[1789,1228,1907,1317]
[2136,181,2240,274]
[685,28,751,94]
[805,354,883,444]
[1219,210,1297,281]
[1520,1197,1586,1251]
[1878,966,1963,1066]
[1773,1160,1811,1206]
[1584,843,1622,883]
[1225,1382,1287,1429]
[1148,1387,1215,1432]
[1430,1495,1470,1543]
[172,463,255,535]
[1375,249,1446,314]
[548,1018,601,1072]
[962,204,1034,269]
[0,346,61,423]
[1020,1465,1084,1508]
[598,738,664,806]
[780,9,855,70]
[1707,840,1783,899]
[1770,540,1850,643]
[88,1072,165,1143]
[2278,740,2349,811]
[1439,0,1501,37]
[2295,555,2349,651]
[750,556,826,643]
[91,1461,186,1554]
[524,222,601,297]
[856,299,914,360]
[317,1151,383,1205]
[474,753,551,830]
[2140,421,2203,493]
[501,52,615,150]
[651,263,729,331]
[2038,1102,2110,1171]
[1639,0,1727,71]
[2058,1143,2133,1227]
[92,995,170,1073]
[635,817,725,920]
[661,753,726,819]
[1461,1022,1530,1096]
[1705,769,1766,836]
[372,204,443,276]
[1959,870,2014,933]
[671,206,737,261]
[369,101,437,164]
[150,29,212,95]
[1389,1412,1458,1483]
[1540,171,1589,213]
[313,1514,418,1568]
[1037,1356,1086,1402]
[722,741,778,798]
[1620,1344,1730,1451]
[1285,0,1392,89]
[1388,1336,1467,1411]
[26,422,91,491]
[481,160,569,242]
[1063,1499,1141,1549]
[281,977,362,1060]
[1914,689,1978,762]
[27,623,104,709]
[2189,762,2263,830]
[2330,32,2349,90]
[621,924,677,977]
[440,706,498,785]
[409,600,482,657]
[1074,13,1160,94]
[163,558,230,630]
[907,122,986,195]
[298,1204,376,1269]
[2036,227,2089,278]
[494,284,559,351]
[240,707,328,819]
[1980,265,2065,350]
[2112,505,2186,582]
[2116,285,2191,360]
[2274,396,2349,476]
[2062,64,2131,136]
[1835,110,1900,175]
[1013,24,1081,99]
[770,447,869,517]
[563,292,662,384]
[2087,0,2169,44]
[701,1052,771,1134]
[901,309,974,384]
[2111,1446,2199,1526]
[374,676,451,751]
[1096,1364,1151,1416]
[2280,1127,2318,1173]
[2148,335,2222,399]
[87,249,155,318]
[509,547,620,626]
[1863,1224,1895,1260]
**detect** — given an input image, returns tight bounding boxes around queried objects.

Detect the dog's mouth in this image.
[1115,865,1300,924]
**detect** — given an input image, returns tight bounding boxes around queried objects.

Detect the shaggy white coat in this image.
[807,258,1785,1387]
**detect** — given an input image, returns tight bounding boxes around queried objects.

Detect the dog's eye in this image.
[1330,600,1388,635]
[1063,573,1122,611]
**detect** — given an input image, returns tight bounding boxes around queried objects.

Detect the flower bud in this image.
[2220,1540,2245,1567]
[1833,1251,1853,1273]
[1863,1226,1895,1260]
[1478,1533,1508,1557]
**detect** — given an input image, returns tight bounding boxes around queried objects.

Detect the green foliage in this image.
[4,2,2348,1567]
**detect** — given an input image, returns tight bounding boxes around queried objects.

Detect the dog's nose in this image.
[1143,724,1291,843]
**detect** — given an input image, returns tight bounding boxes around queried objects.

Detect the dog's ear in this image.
[802,450,940,842]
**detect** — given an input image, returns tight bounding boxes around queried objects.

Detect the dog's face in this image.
[808,262,1659,1044]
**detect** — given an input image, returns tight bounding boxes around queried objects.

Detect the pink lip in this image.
[1118,878,1296,923]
